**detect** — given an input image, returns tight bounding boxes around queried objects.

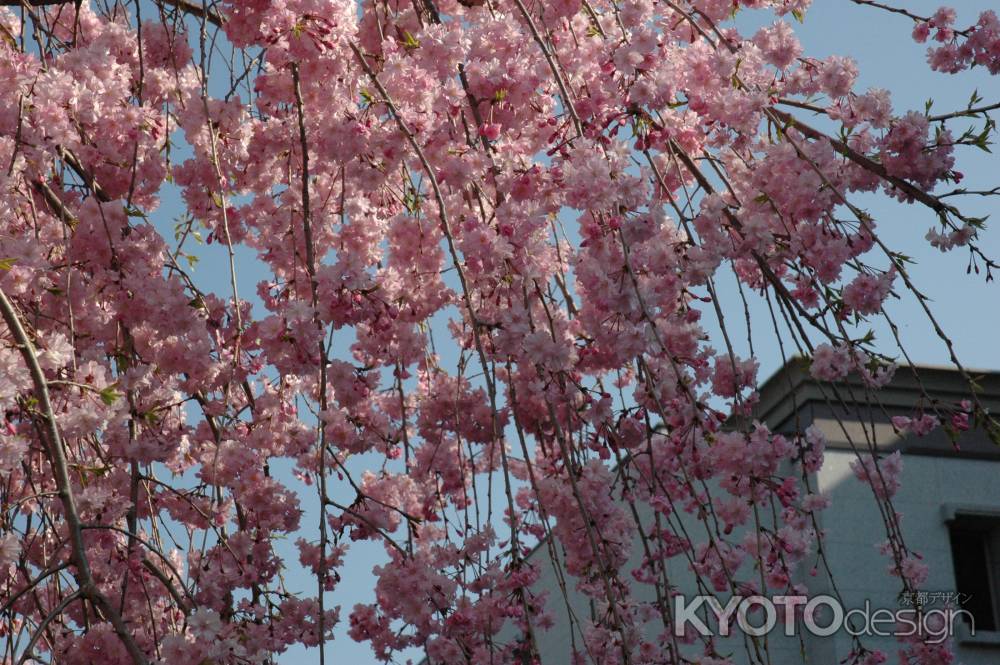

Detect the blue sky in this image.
[144,2,1000,663]
[727,1,1000,380]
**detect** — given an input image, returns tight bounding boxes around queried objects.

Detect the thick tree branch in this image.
[0,287,149,665]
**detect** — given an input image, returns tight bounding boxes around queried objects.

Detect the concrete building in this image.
[509,361,1000,665]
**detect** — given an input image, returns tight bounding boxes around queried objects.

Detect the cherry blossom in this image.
[0,0,996,663]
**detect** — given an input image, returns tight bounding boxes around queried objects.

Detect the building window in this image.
[947,511,1000,632]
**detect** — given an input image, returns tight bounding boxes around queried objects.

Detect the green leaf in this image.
[0,257,17,271]
[403,188,421,214]
[99,387,122,406]
[401,30,420,50]
[987,420,1000,447]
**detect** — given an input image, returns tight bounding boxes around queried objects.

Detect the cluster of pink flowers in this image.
[850,450,904,499]
[915,8,1000,74]
[842,268,896,316]
[926,223,975,252]
[0,0,992,663]
[891,413,940,437]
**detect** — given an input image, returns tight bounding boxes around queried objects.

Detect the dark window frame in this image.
[947,510,1000,633]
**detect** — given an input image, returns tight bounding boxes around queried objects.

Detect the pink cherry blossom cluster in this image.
[0,0,995,663]
[914,8,1000,74]
[850,450,903,500]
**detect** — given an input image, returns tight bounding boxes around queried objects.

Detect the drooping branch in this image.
[0,0,223,27]
[0,287,150,665]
